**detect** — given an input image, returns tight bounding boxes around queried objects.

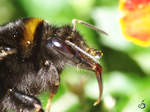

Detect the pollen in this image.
[100,51,103,57]
[92,65,97,70]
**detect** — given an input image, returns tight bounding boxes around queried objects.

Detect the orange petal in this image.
[120,0,150,46]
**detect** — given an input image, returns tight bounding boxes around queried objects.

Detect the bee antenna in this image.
[72,19,108,35]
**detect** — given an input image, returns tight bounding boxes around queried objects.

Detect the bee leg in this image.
[46,86,59,112]
[8,89,44,112]
[45,61,60,112]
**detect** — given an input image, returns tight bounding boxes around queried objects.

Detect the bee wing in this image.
[0,45,17,60]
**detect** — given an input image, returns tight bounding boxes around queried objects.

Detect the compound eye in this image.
[52,39,62,48]
[46,37,74,58]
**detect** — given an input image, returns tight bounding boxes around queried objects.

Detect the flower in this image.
[120,0,150,46]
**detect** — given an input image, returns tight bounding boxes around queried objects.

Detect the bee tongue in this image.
[64,40,103,105]
[93,64,103,106]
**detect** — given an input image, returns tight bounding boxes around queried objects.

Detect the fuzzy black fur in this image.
[0,18,88,112]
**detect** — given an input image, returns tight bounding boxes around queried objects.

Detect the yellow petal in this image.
[120,0,150,46]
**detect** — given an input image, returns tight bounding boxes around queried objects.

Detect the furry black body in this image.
[0,18,87,112]
[0,18,103,112]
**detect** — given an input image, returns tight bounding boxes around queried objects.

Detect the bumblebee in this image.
[0,18,107,112]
